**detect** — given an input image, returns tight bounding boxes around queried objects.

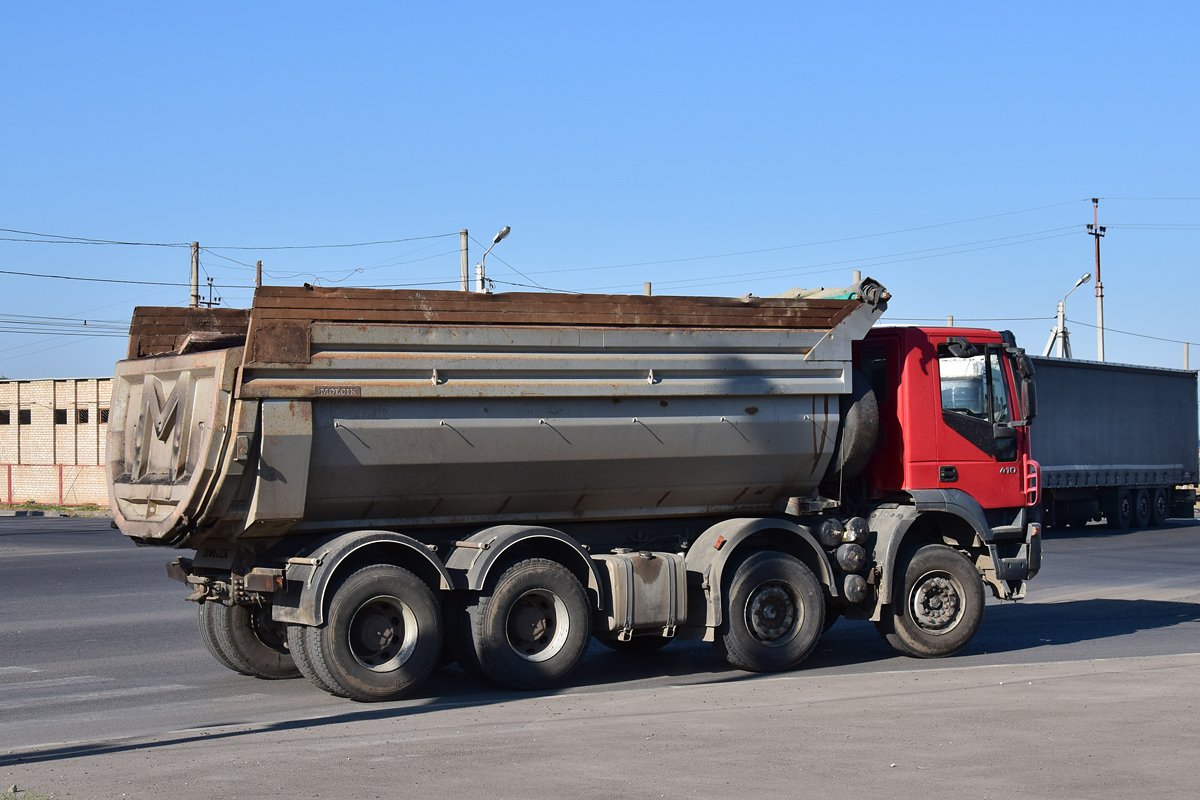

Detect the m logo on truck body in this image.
[133,371,195,481]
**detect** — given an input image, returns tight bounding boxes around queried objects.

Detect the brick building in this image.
[0,378,112,506]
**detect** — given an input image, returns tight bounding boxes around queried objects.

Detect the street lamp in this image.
[1042,273,1092,358]
[475,226,511,294]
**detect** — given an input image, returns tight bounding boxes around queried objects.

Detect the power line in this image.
[1067,317,1200,347]
[581,229,1080,293]
[523,200,1090,278]
[205,232,459,250]
[0,268,256,289]
[467,234,556,293]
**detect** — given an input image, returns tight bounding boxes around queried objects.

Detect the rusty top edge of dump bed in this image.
[126,283,884,360]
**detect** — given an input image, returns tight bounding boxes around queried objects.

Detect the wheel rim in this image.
[744,580,802,647]
[909,570,966,634]
[248,605,289,653]
[1155,493,1168,519]
[1119,495,1132,522]
[506,589,570,662]
[347,595,419,672]
[1137,494,1150,520]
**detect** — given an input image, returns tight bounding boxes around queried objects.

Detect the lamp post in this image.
[475,226,511,293]
[1043,273,1092,358]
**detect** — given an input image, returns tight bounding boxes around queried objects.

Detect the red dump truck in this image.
[107,279,1042,701]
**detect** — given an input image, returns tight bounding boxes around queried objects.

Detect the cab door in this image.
[934,342,1027,509]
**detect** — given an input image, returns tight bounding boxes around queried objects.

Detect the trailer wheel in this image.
[716,551,824,673]
[1107,489,1133,529]
[876,545,984,658]
[1133,489,1152,528]
[1151,488,1170,527]
[598,635,673,654]
[198,602,245,675]
[287,625,349,697]
[306,564,442,702]
[468,558,591,690]
[208,602,300,680]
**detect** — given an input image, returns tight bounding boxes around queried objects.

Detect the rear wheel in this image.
[207,601,300,679]
[716,551,824,673]
[467,559,591,690]
[1151,488,1170,527]
[288,624,348,697]
[305,564,442,702]
[1133,489,1152,528]
[876,545,984,658]
[198,602,244,674]
[1107,489,1133,529]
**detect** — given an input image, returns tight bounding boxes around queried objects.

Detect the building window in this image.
[78,408,89,424]
[100,408,109,424]
[18,409,31,425]
[0,410,8,425]
[54,409,68,425]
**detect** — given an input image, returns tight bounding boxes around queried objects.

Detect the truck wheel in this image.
[598,635,673,654]
[208,602,300,679]
[1151,488,1170,527]
[1107,489,1133,529]
[716,551,824,673]
[306,564,442,702]
[468,558,591,690]
[198,602,245,674]
[1133,489,1152,527]
[876,545,983,658]
[287,625,349,697]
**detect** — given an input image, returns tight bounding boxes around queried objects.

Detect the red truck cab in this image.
[851,326,1041,603]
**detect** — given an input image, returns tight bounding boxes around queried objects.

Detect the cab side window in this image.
[940,354,987,418]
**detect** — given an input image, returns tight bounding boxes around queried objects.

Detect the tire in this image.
[467,558,591,690]
[306,564,442,702]
[208,601,300,679]
[1133,489,1152,528]
[597,635,673,654]
[1151,488,1170,527]
[716,551,824,673]
[1107,489,1133,529]
[287,624,348,697]
[875,545,984,658]
[198,602,245,674]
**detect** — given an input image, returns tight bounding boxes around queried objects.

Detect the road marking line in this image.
[0,676,105,692]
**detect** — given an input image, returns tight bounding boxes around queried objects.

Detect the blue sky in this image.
[1,2,1197,378]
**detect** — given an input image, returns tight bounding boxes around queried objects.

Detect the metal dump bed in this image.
[109,281,888,546]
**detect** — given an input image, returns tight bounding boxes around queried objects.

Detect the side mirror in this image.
[1022,378,1037,422]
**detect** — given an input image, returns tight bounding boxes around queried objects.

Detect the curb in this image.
[0,510,65,517]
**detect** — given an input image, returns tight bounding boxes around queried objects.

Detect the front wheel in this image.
[305,564,442,702]
[716,551,824,673]
[876,545,984,658]
[467,558,592,690]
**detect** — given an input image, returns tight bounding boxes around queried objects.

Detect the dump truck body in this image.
[107,280,1043,702]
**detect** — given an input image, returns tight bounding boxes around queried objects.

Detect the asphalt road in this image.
[3,516,1199,799]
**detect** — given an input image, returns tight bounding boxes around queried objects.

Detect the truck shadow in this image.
[6,597,1197,769]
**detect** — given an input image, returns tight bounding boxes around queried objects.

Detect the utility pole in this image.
[255,260,263,289]
[1087,199,1106,361]
[460,229,470,292]
[644,282,652,296]
[947,315,954,327]
[190,242,200,308]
